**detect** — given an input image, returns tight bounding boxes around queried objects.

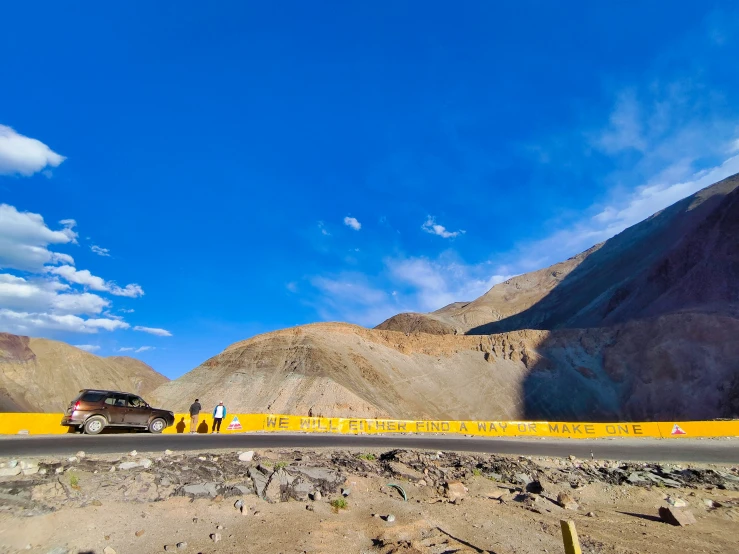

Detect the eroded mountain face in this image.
[0,334,168,412]
[154,174,739,421]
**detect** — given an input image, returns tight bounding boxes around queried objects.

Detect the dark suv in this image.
[61,389,175,435]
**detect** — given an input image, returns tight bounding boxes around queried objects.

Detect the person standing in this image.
[188,398,202,434]
[212,401,227,433]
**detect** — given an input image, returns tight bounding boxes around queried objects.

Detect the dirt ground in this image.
[1,448,738,554]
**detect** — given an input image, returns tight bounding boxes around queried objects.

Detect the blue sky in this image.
[1,2,739,378]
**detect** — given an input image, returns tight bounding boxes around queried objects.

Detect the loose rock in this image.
[234,499,244,511]
[385,514,396,523]
[177,542,188,550]
[239,451,255,462]
[103,548,117,554]
[557,492,579,510]
[445,481,467,503]
[660,506,697,526]
[135,530,145,537]
[666,496,688,508]
[129,450,138,457]
[76,451,86,459]
[210,533,221,543]
[118,462,140,470]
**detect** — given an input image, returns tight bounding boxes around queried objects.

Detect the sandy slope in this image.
[0,334,168,412]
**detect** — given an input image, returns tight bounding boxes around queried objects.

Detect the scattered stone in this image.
[445,481,467,503]
[164,545,176,552]
[213,494,224,503]
[183,483,218,497]
[210,533,221,543]
[55,467,64,475]
[129,450,138,457]
[569,455,577,461]
[177,542,188,550]
[45,548,68,554]
[216,525,224,530]
[234,499,244,511]
[140,459,153,469]
[660,506,697,526]
[192,518,198,524]
[385,514,396,523]
[76,451,86,459]
[310,491,322,501]
[341,488,351,497]
[666,496,688,508]
[0,466,21,477]
[103,548,117,554]
[526,480,544,494]
[557,492,579,510]
[239,451,255,462]
[109,466,115,473]
[587,512,596,517]
[164,450,174,456]
[417,480,427,487]
[91,500,103,507]
[388,461,425,482]
[118,462,140,470]
[67,457,78,463]
[306,504,314,511]
[135,530,145,537]
[514,473,533,486]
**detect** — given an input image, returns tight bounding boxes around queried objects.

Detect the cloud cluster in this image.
[421,216,465,239]
[0,125,66,177]
[118,346,154,353]
[91,245,110,257]
[133,326,173,337]
[48,265,144,298]
[74,344,100,352]
[343,216,361,231]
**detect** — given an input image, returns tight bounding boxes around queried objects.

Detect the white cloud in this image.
[133,326,172,337]
[117,347,135,352]
[91,245,110,257]
[286,282,298,293]
[421,216,465,239]
[75,344,100,353]
[0,124,66,177]
[119,308,135,313]
[309,257,512,325]
[47,265,144,298]
[595,90,647,154]
[0,309,129,335]
[343,216,361,231]
[0,273,109,315]
[0,204,77,272]
[135,346,154,353]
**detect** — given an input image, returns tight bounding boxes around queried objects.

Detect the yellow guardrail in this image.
[1,412,738,438]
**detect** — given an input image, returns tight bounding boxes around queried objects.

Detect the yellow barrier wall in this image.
[1,412,738,438]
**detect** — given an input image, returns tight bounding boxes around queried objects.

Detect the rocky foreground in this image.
[2,448,739,553]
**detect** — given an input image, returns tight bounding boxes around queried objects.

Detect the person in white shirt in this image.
[212,401,227,433]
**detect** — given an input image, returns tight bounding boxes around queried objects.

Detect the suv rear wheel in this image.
[149,418,166,434]
[84,416,106,435]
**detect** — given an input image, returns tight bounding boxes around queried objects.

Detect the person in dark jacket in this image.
[212,401,227,433]
[189,399,202,434]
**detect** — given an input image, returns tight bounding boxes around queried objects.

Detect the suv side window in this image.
[128,396,147,408]
[105,394,128,407]
[80,391,107,402]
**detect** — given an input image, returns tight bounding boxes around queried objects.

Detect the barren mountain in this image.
[0,333,168,412]
[154,173,739,421]
[378,173,739,335]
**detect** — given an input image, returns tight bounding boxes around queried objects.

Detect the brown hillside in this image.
[0,333,168,412]
[153,313,739,421]
[378,173,739,335]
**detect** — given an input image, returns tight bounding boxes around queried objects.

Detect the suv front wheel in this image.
[84,415,106,435]
[149,418,166,434]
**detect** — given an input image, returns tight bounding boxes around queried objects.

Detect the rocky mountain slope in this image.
[378,173,739,335]
[155,173,739,421]
[0,333,168,412]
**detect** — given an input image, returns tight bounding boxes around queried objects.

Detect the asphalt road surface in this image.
[1,433,737,463]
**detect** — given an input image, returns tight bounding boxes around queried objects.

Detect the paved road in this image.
[1,433,738,463]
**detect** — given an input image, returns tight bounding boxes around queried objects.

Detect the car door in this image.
[103,394,128,424]
[125,395,151,426]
